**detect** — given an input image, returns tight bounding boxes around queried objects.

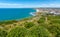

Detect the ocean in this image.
[0,8,36,21]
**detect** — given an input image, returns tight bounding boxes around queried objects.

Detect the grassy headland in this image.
[0,13,60,37]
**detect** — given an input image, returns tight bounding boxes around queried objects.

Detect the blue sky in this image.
[0,0,60,8]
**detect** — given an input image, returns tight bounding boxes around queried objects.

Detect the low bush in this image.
[7,27,28,37]
[37,17,45,23]
[30,26,52,37]
[0,29,7,37]
[24,22,35,28]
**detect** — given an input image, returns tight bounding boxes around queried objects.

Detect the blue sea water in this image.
[0,8,36,21]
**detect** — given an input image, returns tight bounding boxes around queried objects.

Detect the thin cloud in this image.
[0,3,60,8]
[40,4,60,7]
[0,3,23,8]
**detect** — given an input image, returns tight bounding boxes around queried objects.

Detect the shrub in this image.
[47,16,60,20]
[7,27,28,37]
[37,17,45,23]
[24,22,35,28]
[47,25,60,37]
[30,26,52,37]
[50,20,60,24]
[0,29,7,37]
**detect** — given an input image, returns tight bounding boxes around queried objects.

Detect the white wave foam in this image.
[30,12,36,16]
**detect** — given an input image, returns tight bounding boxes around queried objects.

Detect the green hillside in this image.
[0,14,60,37]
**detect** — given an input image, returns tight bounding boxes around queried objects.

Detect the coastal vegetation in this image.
[0,14,60,37]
